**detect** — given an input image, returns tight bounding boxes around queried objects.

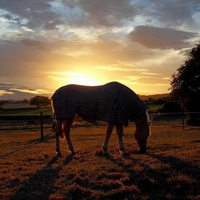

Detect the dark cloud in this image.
[0,0,57,29]
[1,0,199,33]
[44,19,64,30]
[0,0,137,29]
[1,0,200,31]
[140,0,200,28]
[0,89,39,100]
[0,83,51,100]
[128,26,197,50]
[0,83,15,90]
[74,0,137,27]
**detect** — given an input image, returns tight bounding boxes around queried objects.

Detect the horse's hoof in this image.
[138,148,146,154]
[69,150,76,156]
[123,152,130,157]
[56,152,62,157]
[119,150,129,156]
[101,149,109,156]
[102,151,109,156]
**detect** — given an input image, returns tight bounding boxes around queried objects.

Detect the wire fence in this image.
[1,112,200,133]
[149,112,200,129]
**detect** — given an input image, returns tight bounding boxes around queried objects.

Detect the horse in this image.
[51,82,151,157]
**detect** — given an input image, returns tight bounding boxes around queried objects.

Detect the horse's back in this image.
[52,82,147,125]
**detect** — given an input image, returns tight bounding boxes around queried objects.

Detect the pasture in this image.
[0,123,200,200]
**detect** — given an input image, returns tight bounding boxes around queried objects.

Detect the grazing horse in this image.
[51,82,151,156]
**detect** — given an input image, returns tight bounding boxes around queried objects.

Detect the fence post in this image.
[182,112,185,130]
[40,112,44,141]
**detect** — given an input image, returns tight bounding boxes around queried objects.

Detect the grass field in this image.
[0,123,200,200]
[0,108,52,116]
[0,103,163,116]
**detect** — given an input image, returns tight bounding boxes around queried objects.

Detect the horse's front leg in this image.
[102,123,114,155]
[62,118,76,155]
[116,124,128,156]
[55,120,62,157]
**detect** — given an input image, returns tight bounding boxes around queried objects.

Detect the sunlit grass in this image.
[0,124,200,199]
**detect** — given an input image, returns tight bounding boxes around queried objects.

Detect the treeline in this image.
[0,96,51,109]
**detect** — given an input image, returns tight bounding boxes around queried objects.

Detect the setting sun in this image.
[66,72,101,86]
[47,71,103,88]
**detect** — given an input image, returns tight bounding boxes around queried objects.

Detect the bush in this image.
[158,102,183,113]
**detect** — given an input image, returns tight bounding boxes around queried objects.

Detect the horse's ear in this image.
[148,112,159,125]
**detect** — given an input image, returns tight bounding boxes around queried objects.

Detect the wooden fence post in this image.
[182,112,185,130]
[40,112,44,141]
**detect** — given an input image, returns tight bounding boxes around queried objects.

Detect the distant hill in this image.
[139,93,169,101]
[1,93,169,102]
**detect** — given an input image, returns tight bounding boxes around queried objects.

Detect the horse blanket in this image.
[51,82,147,126]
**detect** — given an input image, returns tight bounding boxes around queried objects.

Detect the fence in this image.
[149,112,200,129]
[1,112,200,141]
[0,112,53,130]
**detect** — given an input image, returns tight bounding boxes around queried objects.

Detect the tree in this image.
[0,100,5,110]
[170,42,200,121]
[30,96,50,108]
[158,102,183,113]
[22,99,29,103]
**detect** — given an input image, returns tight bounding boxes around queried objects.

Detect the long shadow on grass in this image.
[105,154,163,189]
[27,132,55,144]
[105,153,200,198]
[0,133,55,159]
[8,155,72,200]
[147,153,200,197]
[0,142,40,159]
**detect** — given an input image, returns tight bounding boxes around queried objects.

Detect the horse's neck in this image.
[135,111,147,129]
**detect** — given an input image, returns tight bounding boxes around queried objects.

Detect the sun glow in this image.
[48,71,103,87]
[67,72,100,86]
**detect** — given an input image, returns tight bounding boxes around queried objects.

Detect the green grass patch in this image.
[0,108,52,116]
[147,103,164,112]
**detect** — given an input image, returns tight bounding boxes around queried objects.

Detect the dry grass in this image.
[0,123,200,200]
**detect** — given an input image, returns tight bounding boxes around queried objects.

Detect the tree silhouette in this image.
[170,42,200,121]
[30,96,50,108]
[0,100,5,110]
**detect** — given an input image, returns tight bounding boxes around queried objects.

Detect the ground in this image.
[0,123,200,200]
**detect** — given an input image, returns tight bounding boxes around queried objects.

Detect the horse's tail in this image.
[51,97,57,124]
[51,97,55,115]
[51,97,58,134]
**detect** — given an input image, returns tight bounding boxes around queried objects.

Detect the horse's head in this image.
[135,110,151,153]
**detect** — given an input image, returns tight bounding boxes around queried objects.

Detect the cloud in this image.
[128,26,197,50]
[0,83,14,97]
[0,82,51,100]
[0,0,54,29]
[0,0,138,31]
[11,87,51,95]
[74,0,137,27]
[94,65,149,72]
[138,0,200,30]
[0,1,200,98]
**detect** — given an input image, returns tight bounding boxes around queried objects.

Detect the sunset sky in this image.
[0,0,200,100]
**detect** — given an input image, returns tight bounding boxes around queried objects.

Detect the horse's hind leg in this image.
[55,120,62,157]
[116,124,128,156]
[62,118,76,155]
[102,123,114,155]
